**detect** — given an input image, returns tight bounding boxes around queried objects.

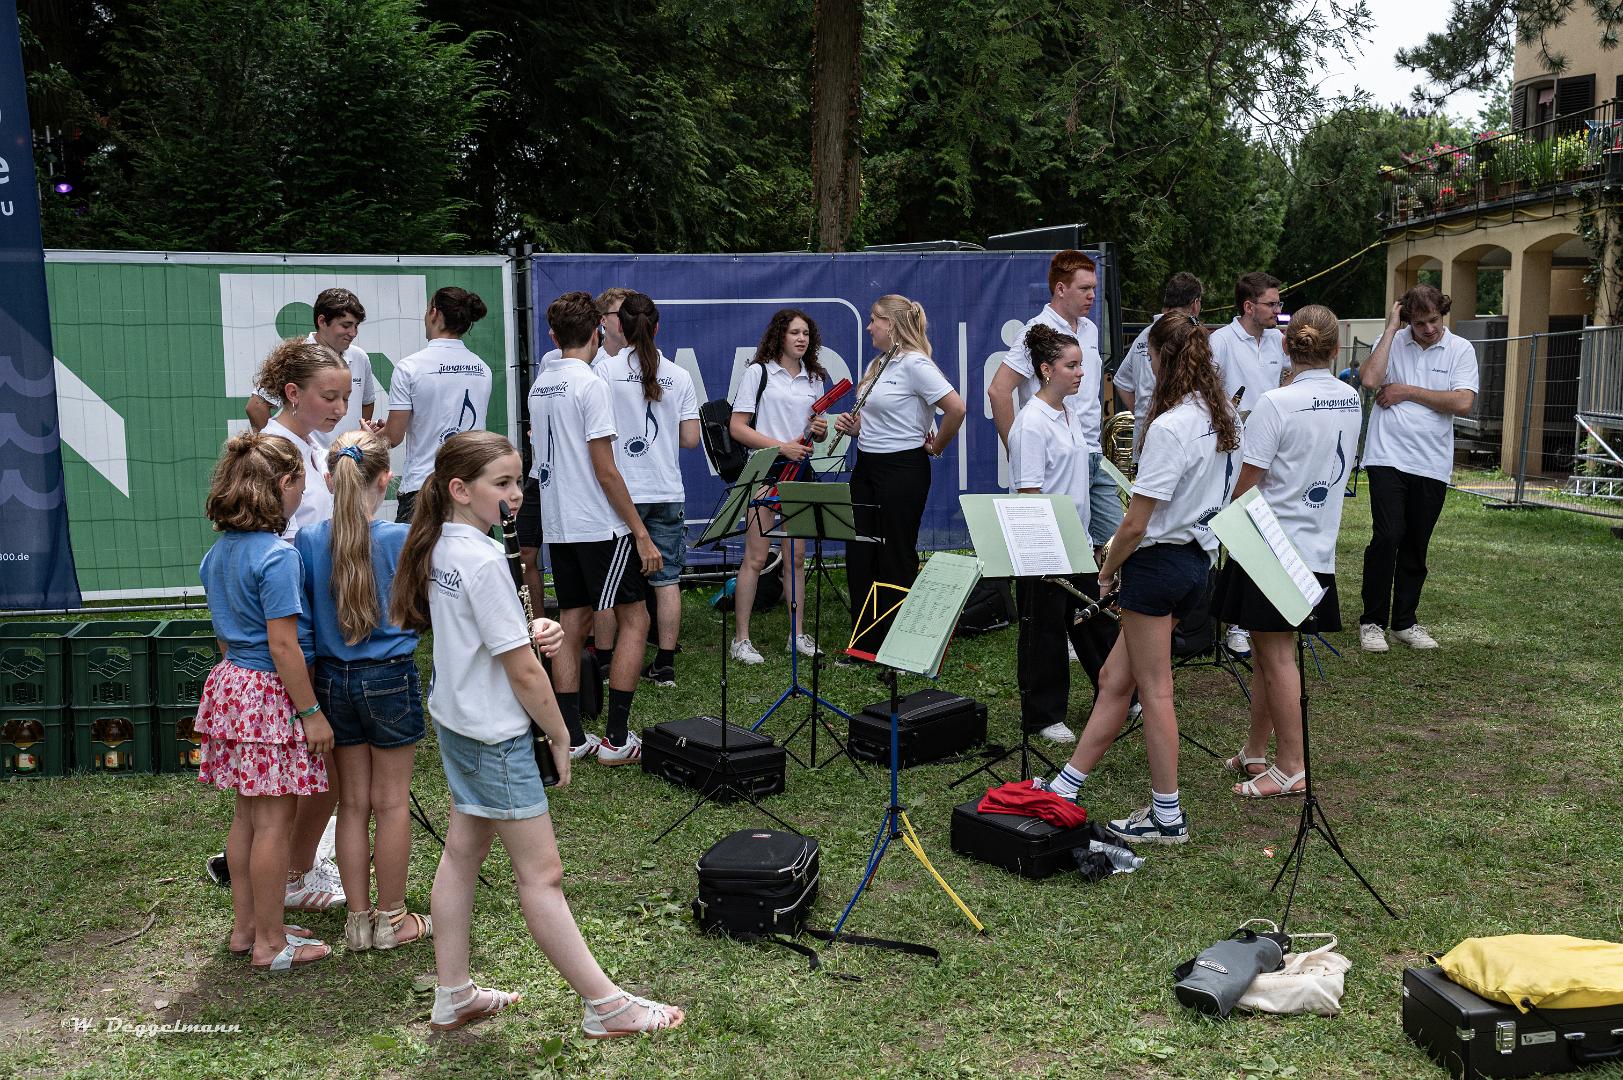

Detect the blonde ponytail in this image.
[326,431,392,645]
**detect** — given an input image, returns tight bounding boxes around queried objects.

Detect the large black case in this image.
[692,829,819,937]
[949,799,1093,879]
[848,689,987,768]
[1402,965,1623,1079]
[641,715,786,800]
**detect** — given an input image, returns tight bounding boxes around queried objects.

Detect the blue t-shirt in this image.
[293,520,419,662]
[200,531,311,672]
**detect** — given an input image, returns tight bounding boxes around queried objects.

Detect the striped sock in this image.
[1151,788,1182,827]
[1049,765,1088,798]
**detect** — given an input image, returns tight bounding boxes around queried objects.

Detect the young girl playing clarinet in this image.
[292,430,429,952]
[197,433,334,972]
[1214,304,1361,798]
[391,430,684,1036]
[1037,313,1240,845]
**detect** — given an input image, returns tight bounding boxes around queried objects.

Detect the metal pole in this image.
[1514,333,1540,504]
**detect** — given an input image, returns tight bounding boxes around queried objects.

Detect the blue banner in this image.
[529,251,1110,556]
[0,0,80,608]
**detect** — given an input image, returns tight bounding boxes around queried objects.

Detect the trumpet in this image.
[1040,575,1121,625]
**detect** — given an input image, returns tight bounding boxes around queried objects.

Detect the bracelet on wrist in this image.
[295,703,322,720]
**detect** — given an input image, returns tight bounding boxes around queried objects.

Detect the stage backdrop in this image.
[528,250,1114,555]
[44,253,515,599]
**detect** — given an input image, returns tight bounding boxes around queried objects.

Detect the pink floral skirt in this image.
[195,660,328,797]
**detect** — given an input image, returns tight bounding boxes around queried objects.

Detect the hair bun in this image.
[1290,325,1322,349]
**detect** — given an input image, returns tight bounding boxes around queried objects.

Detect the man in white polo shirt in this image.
[1115,272,1204,456]
[987,249,1121,545]
[246,288,380,448]
[1357,285,1479,652]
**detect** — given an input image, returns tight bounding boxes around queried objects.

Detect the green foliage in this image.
[1399,0,1623,103]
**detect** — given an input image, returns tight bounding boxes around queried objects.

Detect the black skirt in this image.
[1214,559,1342,634]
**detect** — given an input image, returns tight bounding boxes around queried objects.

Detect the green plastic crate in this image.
[157,706,204,774]
[67,620,161,707]
[155,620,219,707]
[71,706,154,776]
[0,621,75,708]
[1,707,67,778]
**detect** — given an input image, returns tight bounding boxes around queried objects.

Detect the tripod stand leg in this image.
[832,809,897,936]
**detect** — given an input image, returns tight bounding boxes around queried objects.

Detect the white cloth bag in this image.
[1236,934,1350,1016]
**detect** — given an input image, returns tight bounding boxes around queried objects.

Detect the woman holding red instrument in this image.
[728,309,835,664]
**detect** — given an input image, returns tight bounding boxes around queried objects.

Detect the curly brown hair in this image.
[751,309,828,381]
[204,433,303,534]
[1144,314,1239,453]
[254,337,347,401]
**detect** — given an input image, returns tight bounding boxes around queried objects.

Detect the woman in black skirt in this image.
[1214,304,1363,798]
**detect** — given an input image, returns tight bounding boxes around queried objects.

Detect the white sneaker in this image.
[597,731,642,766]
[285,865,346,912]
[569,733,602,761]
[1126,703,1143,722]
[1037,722,1077,744]
[730,639,765,665]
[788,633,822,658]
[1066,638,1078,663]
[1359,623,1389,653]
[1224,626,1251,657]
[1392,624,1439,650]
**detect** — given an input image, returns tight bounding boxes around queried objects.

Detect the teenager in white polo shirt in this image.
[1007,325,1117,744]
[598,292,700,688]
[529,292,661,765]
[1115,273,1204,453]
[728,309,833,665]
[1214,305,1362,798]
[386,287,493,523]
[1357,285,1478,652]
[1038,313,1240,846]
[247,288,381,448]
[987,249,1120,545]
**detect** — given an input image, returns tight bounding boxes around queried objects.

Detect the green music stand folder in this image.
[957,494,1098,579]
[873,552,983,679]
[1207,488,1323,626]
[699,446,783,547]
[770,481,858,541]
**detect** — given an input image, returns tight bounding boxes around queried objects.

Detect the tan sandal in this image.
[345,909,374,951]
[430,981,520,1032]
[581,990,685,1039]
[373,905,432,950]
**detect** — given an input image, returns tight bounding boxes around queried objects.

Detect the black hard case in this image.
[949,799,1092,879]
[848,689,987,768]
[641,715,787,800]
[1402,965,1623,1079]
[693,829,820,937]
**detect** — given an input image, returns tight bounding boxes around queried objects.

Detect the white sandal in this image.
[580,990,685,1039]
[1224,749,1269,776]
[430,981,520,1032]
[1234,764,1307,799]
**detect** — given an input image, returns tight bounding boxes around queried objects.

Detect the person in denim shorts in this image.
[294,431,430,954]
[1036,312,1242,847]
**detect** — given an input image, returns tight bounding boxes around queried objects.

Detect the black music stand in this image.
[652,450,798,843]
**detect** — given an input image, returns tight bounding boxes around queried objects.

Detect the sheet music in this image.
[1244,497,1326,608]
[994,498,1070,577]
[875,553,981,676]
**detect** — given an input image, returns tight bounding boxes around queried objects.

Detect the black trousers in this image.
[1359,465,1446,632]
[847,448,930,656]
[1016,575,1117,733]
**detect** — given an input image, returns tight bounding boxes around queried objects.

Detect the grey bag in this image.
[1173,919,1289,1019]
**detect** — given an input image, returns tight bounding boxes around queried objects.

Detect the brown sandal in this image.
[373,905,432,949]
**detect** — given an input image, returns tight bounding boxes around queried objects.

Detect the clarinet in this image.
[498,501,561,787]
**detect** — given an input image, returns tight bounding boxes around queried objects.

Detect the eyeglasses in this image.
[1254,300,1285,310]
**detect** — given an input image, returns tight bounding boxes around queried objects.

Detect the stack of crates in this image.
[0,622,74,777]
[155,620,215,772]
[69,621,162,776]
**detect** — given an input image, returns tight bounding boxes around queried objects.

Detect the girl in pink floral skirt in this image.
[197,433,337,972]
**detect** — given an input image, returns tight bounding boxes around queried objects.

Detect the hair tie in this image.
[337,445,364,465]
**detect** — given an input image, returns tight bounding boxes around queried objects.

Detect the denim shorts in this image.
[636,501,687,587]
[1117,540,1210,618]
[313,656,425,749]
[434,721,549,820]
[1088,452,1125,545]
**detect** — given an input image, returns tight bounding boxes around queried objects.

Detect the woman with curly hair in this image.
[1037,312,1240,847]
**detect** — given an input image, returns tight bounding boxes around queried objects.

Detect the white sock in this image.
[1048,764,1088,798]
[1151,788,1182,826]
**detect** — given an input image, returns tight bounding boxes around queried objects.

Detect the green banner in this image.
[44,253,515,599]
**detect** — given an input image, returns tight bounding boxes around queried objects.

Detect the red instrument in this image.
[774,378,853,484]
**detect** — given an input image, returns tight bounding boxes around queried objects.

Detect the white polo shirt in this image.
[1363,327,1479,484]
[999,305,1103,450]
[855,351,954,454]
[262,415,331,539]
[1210,318,1286,414]
[1241,369,1363,573]
[254,339,377,449]
[730,361,828,444]
[1115,316,1159,456]
[527,355,626,543]
[426,522,533,743]
[599,348,699,504]
[1132,395,1234,554]
[1007,397,1092,538]
[389,338,494,494]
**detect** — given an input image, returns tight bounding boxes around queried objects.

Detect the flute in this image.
[498,500,561,787]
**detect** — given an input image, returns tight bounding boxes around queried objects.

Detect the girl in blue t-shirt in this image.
[197,433,335,973]
[292,430,428,954]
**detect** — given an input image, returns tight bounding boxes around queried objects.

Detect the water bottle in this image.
[1088,839,1144,873]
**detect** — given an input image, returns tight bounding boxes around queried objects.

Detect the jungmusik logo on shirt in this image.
[431,567,462,595]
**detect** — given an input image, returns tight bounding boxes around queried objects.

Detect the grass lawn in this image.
[3,490,1621,1079]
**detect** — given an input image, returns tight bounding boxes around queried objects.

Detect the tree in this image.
[1397,0,1622,103]
[810,0,862,251]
